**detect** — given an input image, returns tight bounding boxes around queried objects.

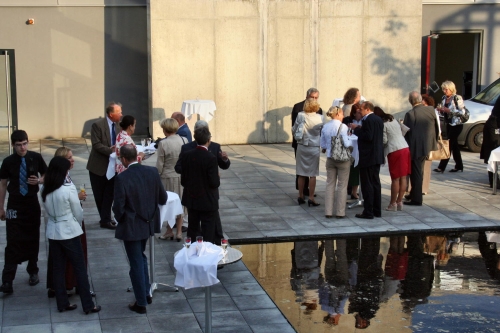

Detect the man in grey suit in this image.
[113,144,167,314]
[403,91,439,206]
[86,102,122,230]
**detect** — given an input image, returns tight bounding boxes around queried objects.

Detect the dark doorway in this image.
[0,49,17,150]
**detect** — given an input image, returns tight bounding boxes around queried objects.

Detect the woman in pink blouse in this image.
[115,115,145,174]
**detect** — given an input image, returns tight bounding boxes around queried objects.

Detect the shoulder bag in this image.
[427,134,450,161]
[453,95,470,124]
[293,114,305,141]
[331,124,352,162]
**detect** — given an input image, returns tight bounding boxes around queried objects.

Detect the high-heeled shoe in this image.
[176,233,182,242]
[396,201,403,211]
[308,199,320,207]
[59,304,77,312]
[449,168,463,172]
[433,168,444,173]
[385,203,397,211]
[297,197,306,205]
[159,232,174,240]
[84,305,101,315]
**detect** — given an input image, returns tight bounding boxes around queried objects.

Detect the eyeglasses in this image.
[14,141,28,148]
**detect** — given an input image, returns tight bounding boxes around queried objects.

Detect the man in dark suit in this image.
[175,120,230,242]
[172,112,192,143]
[291,88,323,196]
[403,91,439,206]
[180,127,221,244]
[113,144,167,314]
[86,102,122,230]
[350,101,384,219]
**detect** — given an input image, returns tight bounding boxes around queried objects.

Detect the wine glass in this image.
[146,138,151,147]
[141,138,146,147]
[221,239,228,251]
[185,237,191,249]
[196,236,203,243]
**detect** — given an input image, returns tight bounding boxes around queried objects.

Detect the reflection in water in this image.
[239,232,500,332]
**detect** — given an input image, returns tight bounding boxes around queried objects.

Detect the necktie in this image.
[111,123,116,146]
[20,157,28,196]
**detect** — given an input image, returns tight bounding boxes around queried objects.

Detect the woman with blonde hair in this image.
[292,98,323,206]
[320,106,352,218]
[434,80,466,173]
[156,117,187,241]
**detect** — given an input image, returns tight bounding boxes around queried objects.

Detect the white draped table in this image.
[181,99,217,122]
[488,146,500,194]
[159,191,183,228]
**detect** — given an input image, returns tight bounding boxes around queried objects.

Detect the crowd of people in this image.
[0,102,231,315]
[291,85,462,218]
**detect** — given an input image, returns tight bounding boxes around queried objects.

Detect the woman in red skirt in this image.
[373,107,411,211]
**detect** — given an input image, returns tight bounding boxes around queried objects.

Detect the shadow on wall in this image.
[81,116,103,138]
[247,107,291,144]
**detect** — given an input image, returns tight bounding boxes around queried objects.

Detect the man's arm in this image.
[91,122,113,156]
[112,175,126,223]
[215,145,230,170]
[0,179,7,221]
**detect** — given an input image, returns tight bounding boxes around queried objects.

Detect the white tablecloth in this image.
[351,135,359,167]
[487,146,500,172]
[181,100,216,122]
[158,191,183,229]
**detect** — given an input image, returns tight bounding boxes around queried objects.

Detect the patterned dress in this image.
[115,130,142,174]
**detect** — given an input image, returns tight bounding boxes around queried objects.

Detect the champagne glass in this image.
[141,138,146,147]
[80,184,86,201]
[221,239,228,251]
[196,236,203,244]
[185,237,191,249]
[146,138,151,147]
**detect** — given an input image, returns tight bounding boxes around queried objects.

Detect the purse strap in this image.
[336,123,344,139]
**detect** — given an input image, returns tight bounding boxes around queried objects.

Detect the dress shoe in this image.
[0,282,13,294]
[146,295,152,304]
[385,203,397,211]
[325,215,333,218]
[405,201,422,206]
[433,168,444,173]
[100,221,117,230]
[297,197,306,205]
[29,273,39,286]
[128,302,147,314]
[336,216,345,219]
[85,305,102,315]
[308,199,320,207]
[350,194,359,200]
[374,214,382,218]
[449,168,463,173]
[355,213,373,219]
[58,304,77,312]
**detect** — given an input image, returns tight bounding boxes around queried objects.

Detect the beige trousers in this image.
[324,158,351,216]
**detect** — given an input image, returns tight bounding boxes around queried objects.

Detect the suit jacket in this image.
[291,99,323,149]
[113,163,167,241]
[353,113,384,168]
[86,117,115,176]
[174,141,230,174]
[176,123,192,143]
[403,104,439,159]
[180,147,220,211]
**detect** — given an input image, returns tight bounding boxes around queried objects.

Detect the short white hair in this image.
[194,120,209,130]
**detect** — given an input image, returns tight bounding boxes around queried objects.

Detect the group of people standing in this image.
[291,86,443,219]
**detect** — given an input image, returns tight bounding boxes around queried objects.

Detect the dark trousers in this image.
[123,239,150,307]
[359,165,381,218]
[438,124,463,171]
[409,156,426,204]
[294,146,310,195]
[187,209,221,245]
[2,260,38,284]
[49,237,94,312]
[89,171,115,224]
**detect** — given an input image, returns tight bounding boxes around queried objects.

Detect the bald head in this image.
[171,112,185,125]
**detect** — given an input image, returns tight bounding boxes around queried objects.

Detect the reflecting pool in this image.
[238,232,500,333]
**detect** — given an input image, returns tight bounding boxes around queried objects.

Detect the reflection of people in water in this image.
[319,239,354,326]
[348,237,382,329]
[478,232,500,280]
[424,234,449,267]
[400,234,434,313]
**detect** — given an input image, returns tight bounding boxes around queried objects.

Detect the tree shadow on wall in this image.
[247,107,292,144]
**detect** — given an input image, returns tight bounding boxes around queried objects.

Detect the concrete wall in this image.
[422,4,500,89]
[150,0,423,145]
[0,5,148,139]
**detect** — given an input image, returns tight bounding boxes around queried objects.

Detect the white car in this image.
[456,78,500,152]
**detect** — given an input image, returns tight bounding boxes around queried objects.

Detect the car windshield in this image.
[472,78,500,105]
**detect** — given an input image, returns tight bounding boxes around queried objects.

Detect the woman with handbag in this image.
[320,106,353,218]
[434,81,466,173]
[373,107,410,211]
[292,98,323,206]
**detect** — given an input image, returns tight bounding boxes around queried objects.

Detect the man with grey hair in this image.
[403,91,439,206]
[291,88,323,196]
[175,120,230,244]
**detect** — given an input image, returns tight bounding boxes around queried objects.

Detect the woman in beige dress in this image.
[156,118,188,241]
[292,98,323,206]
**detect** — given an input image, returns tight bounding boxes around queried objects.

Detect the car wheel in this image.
[466,124,484,153]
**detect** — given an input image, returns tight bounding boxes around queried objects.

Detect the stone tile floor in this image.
[0,138,499,332]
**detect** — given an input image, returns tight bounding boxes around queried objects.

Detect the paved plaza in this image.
[0,138,499,332]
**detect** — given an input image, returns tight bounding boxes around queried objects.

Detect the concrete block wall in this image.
[149,0,423,144]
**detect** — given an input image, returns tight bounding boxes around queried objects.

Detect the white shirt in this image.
[106,116,115,143]
[320,119,353,158]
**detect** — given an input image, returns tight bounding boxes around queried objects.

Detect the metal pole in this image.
[4,51,12,155]
[493,162,498,195]
[205,286,212,333]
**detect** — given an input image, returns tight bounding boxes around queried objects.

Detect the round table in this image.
[181,99,217,122]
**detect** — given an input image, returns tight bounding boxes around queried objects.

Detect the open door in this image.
[0,49,17,154]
